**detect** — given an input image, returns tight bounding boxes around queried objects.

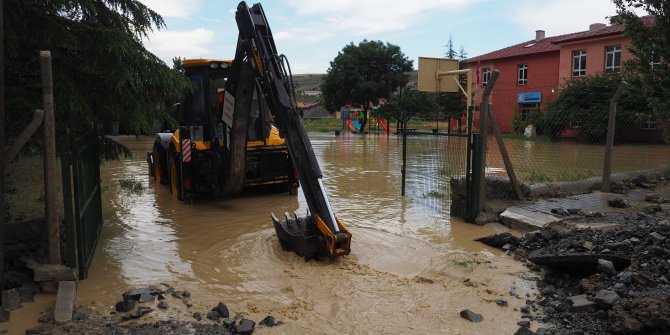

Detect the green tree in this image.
[5,0,191,140]
[444,35,457,59]
[458,46,468,61]
[378,88,436,130]
[321,40,413,133]
[543,73,652,142]
[613,0,670,122]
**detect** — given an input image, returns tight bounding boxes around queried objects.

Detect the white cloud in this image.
[138,0,202,18]
[285,0,475,35]
[143,28,216,64]
[510,0,645,37]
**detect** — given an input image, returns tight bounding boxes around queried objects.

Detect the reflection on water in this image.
[71,133,536,334]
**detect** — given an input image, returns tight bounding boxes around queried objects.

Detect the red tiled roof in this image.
[463,16,655,64]
[463,32,580,63]
[553,15,655,44]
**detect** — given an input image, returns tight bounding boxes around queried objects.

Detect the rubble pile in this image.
[515,208,670,334]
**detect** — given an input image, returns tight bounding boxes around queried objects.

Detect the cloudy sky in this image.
[138,0,635,74]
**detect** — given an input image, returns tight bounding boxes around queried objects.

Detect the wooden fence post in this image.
[477,70,499,215]
[601,82,625,192]
[40,51,61,265]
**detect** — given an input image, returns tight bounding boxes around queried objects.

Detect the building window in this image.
[482,67,490,87]
[642,115,658,130]
[605,45,621,73]
[517,64,528,85]
[572,50,586,76]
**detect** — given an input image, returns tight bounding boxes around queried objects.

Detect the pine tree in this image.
[5,0,191,138]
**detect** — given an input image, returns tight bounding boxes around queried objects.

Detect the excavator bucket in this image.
[271,212,351,261]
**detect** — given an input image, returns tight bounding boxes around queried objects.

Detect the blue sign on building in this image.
[517,92,542,103]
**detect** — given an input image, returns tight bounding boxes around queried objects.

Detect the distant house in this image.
[462,16,655,134]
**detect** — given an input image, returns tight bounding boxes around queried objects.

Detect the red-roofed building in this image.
[462,18,652,133]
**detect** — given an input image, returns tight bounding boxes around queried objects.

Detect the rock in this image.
[608,198,630,208]
[585,211,604,218]
[459,309,483,322]
[540,285,556,296]
[259,315,276,327]
[192,312,202,321]
[495,299,508,307]
[582,241,594,251]
[115,300,135,313]
[138,293,155,303]
[558,239,572,249]
[593,289,621,308]
[539,228,558,240]
[206,310,220,321]
[611,185,629,194]
[551,207,570,217]
[631,272,652,285]
[517,319,531,328]
[598,258,617,276]
[157,301,169,310]
[514,327,535,335]
[123,287,160,301]
[567,208,581,215]
[236,319,256,335]
[1,289,21,311]
[536,328,548,335]
[617,271,633,284]
[213,302,230,318]
[475,233,519,249]
[222,317,236,329]
[135,307,152,318]
[121,307,152,321]
[520,304,530,314]
[650,232,666,242]
[566,295,595,312]
[612,283,627,296]
[646,193,660,202]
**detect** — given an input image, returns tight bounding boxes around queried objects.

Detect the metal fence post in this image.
[601,82,625,192]
[401,130,407,196]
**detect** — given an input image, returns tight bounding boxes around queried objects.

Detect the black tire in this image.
[168,148,183,201]
[152,142,169,185]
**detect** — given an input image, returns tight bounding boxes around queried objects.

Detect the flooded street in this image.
[12,133,537,335]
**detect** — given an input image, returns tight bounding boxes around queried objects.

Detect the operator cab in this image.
[180,59,272,144]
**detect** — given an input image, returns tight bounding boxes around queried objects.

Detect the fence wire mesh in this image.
[485,82,670,197]
[5,153,46,224]
[403,133,468,214]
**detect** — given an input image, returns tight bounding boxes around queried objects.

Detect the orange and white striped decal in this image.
[181,139,191,163]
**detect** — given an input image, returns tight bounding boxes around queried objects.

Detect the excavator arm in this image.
[228,1,350,260]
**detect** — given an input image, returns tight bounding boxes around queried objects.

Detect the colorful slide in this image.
[378,118,389,132]
[351,120,362,131]
[345,119,358,131]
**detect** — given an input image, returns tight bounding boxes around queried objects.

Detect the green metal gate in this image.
[61,130,103,279]
[402,107,480,222]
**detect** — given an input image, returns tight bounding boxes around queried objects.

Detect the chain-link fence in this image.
[485,80,670,196]
[403,133,469,214]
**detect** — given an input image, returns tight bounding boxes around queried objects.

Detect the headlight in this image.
[209,63,219,69]
[220,62,230,69]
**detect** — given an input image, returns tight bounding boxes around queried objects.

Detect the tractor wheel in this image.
[152,142,168,185]
[168,148,183,201]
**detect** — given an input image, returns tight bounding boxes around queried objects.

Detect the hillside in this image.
[292,70,419,93]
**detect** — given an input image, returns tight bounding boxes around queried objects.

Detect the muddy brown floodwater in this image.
[9,132,538,335]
